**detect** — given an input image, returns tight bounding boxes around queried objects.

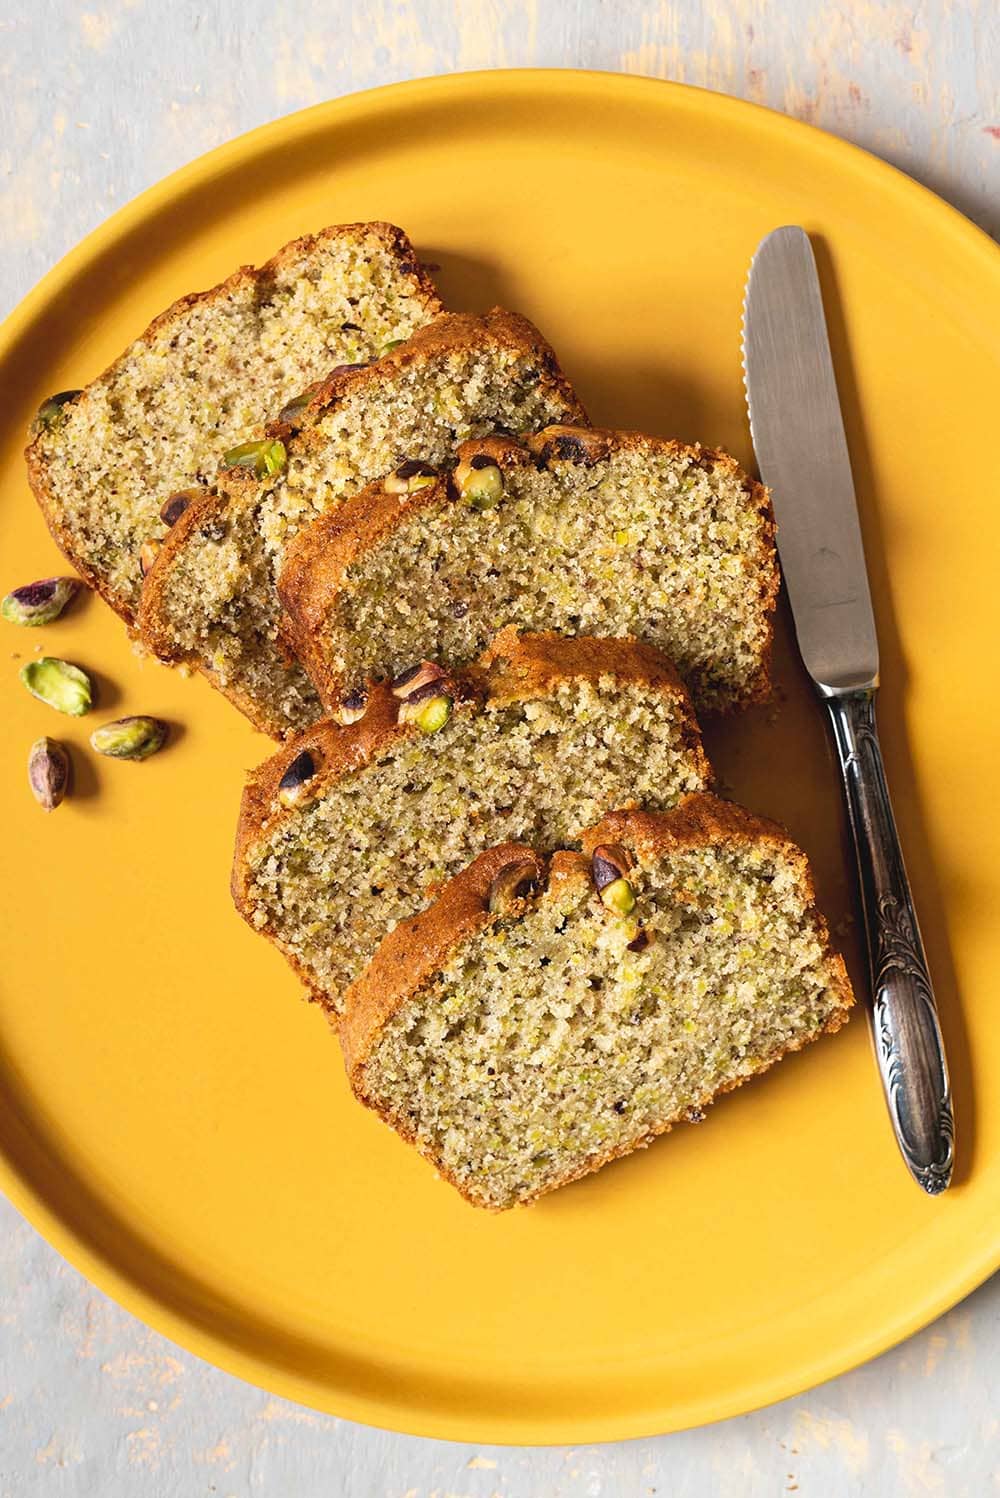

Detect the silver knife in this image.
[742,226,954,1195]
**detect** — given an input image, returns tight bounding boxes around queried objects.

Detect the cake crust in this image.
[231,628,710,997]
[25,221,443,623]
[341,792,853,1209]
[277,425,778,715]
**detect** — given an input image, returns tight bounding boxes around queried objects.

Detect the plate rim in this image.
[2,66,999,1444]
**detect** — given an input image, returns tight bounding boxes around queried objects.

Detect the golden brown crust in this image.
[278,424,777,713]
[24,222,444,625]
[276,475,451,693]
[277,308,583,441]
[340,842,547,1077]
[137,309,585,733]
[230,628,708,948]
[340,791,854,1207]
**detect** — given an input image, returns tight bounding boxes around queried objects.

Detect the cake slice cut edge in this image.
[341,793,854,1210]
[137,310,588,739]
[277,425,778,717]
[232,628,712,1007]
[25,220,444,623]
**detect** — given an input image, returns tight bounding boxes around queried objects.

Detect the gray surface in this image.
[2,2,999,1492]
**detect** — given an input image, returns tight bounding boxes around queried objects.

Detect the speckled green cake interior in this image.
[242,678,708,1004]
[358,837,850,1209]
[145,333,580,737]
[320,442,773,712]
[29,224,439,619]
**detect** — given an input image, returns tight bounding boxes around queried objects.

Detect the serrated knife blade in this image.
[742,226,954,1195]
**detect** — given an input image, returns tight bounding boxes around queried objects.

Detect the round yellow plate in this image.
[2,71,998,1443]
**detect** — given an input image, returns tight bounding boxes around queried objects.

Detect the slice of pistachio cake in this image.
[25,222,444,623]
[233,629,710,1007]
[342,794,853,1210]
[138,311,587,738]
[279,426,777,717]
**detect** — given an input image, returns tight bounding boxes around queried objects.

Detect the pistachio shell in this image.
[2,577,81,626]
[20,657,92,716]
[390,660,447,702]
[90,716,167,760]
[27,737,70,811]
[277,749,316,806]
[335,688,368,726]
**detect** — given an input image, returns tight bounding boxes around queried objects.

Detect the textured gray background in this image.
[2,2,999,1494]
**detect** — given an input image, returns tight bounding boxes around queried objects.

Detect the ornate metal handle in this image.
[823,687,954,1194]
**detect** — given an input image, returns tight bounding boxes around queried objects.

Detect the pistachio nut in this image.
[139,540,161,575]
[31,389,82,436]
[591,843,636,916]
[455,454,504,511]
[391,660,448,702]
[277,748,316,806]
[27,737,70,812]
[487,859,539,914]
[384,460,438,495]
[90,716,167,760]
[20,657,92,716]
[335,688,368,726]
[398,693,452,734]
[2,576,81,626]
[221,438,287,479]
[378,338,405,357]
[159,489,201,527]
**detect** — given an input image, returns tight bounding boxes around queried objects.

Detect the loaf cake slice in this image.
[342,794,853,1209]
[138,311,586,738]
[233,629,710,1007]
[25,222,444,622]
[279,426,777,716]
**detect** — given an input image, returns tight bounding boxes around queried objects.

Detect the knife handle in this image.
[823,687,954,1194]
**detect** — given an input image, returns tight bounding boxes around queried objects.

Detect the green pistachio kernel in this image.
[221,439,287,479]
[599,877,636,917]
[455,455,504,511]
[378,338,405,357]
[31,390,82,436]
[89,715,167,761]
[20,657,92,716]
[414,694,452,734]
[2,576,81,626]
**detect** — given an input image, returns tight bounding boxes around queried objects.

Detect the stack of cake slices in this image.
[25,219,853,1209]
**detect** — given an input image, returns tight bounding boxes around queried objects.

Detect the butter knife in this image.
[742,226,954,1194]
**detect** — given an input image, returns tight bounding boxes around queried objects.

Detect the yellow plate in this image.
[2,71,998,1443]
